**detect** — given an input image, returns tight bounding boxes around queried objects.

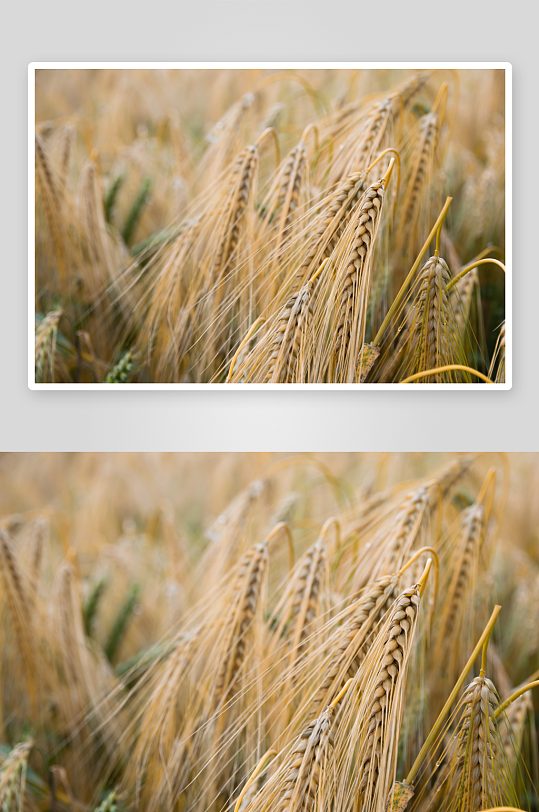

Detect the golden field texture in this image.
[34,68,505,383]
[0,452,537,812]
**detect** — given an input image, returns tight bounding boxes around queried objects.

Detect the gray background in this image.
[3,0,536,451]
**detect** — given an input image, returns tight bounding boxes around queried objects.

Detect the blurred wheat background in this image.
[34,68,505,383]
[0,452,536,812]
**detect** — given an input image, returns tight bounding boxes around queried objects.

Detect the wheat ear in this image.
[407,254,460,382]
[294,171,368,291]
[0,531,37,714]
[453,675,509,812]
[313,575,399,713]
[356,583,424,806]
[214,540,268,709]
[436,503,486,661]
[489,321,506,384]
[35,133,66,288]
[315,172,388,383]
[394,111,440,256]
[268,682,355,812]
[265,278,316,383]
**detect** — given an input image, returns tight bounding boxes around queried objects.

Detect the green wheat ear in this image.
[0,740,33,812]
[104,582,141,664]
[121,177,151,245]
[103,172,125,224]
[83,576,109,637]
[114,642,167,690]
[104,351,139,383]
[93,790,119,812]
[35,309,63,383]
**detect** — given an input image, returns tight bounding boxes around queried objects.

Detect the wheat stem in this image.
[233,750,277,812]
[494,681,539,719]
[227,317,265,381]
[481,617,496,673]
[447,258,506,291]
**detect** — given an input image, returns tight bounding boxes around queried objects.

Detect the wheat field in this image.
[0,452,536,812]
[34,68,506,384]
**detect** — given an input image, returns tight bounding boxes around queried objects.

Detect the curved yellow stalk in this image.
[494,681,539,719]
[320,517,341,554]
[256,127,280,169]
[233,750,278,812]
[399,365,494,384]
[267,521,295,572]
[447,258,506,291]
[226,317,265,381]
[399,547,439,611]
